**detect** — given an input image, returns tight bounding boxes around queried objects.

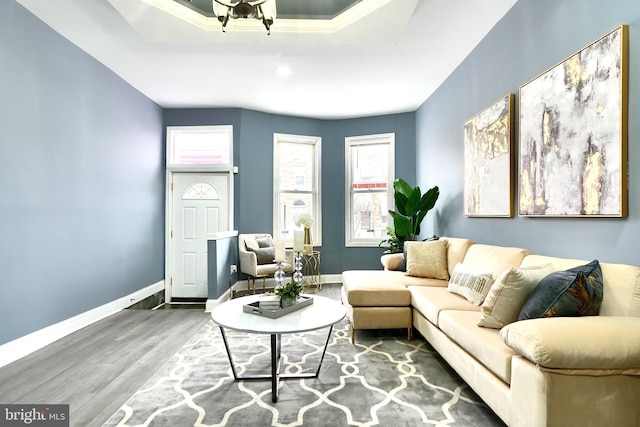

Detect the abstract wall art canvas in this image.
[464,93,514,217]
[518,25,628,217]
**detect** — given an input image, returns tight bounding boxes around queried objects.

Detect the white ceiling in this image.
[17,0,518,119]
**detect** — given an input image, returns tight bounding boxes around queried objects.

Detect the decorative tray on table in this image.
[243,295,313,319]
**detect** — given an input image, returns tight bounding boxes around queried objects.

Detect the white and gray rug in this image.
[103,308,505,426]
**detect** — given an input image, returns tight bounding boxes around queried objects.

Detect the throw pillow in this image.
[405,240,448,280]
[251,247,276,265]
[400,236,439,272]
[244,238,260,252]
[518,260,603,320]
[478,264,553,328]
[447,263,494,305]
[256,236,274,248]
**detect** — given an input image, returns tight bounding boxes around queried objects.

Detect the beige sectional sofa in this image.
[341,237,640,427]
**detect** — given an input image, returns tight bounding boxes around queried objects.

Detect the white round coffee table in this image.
[211,294,346,402]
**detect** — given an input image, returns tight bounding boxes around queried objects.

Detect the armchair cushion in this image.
[245,237,275,265]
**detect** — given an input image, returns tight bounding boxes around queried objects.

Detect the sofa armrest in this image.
[381,253,404,271]
[501,316,640,370]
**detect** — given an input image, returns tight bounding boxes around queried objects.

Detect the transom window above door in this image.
[167,125,233,169]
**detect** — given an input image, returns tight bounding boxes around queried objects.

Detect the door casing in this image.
[165,168,234,303]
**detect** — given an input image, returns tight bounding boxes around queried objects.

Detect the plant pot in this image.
[280,297,298,308]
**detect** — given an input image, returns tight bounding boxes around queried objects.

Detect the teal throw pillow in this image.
[518,260,603,320]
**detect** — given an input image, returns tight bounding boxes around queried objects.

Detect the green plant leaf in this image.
[393,178,412,197]
[381,180,439,253]
[405,187,421,217]
[394,192,408,216]
[393,214,413,237]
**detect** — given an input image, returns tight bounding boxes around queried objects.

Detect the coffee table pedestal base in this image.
[219,325,334,402]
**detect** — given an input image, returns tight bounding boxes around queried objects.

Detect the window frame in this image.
[273,133,322,247]
[166,125,233,172]
[345,133,395,247]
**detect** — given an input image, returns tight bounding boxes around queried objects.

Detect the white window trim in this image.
[345,133,395,247]
[166,125,233,172]
[273,133,322,247]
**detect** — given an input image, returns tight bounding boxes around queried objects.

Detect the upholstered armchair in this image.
[238,233,294,294]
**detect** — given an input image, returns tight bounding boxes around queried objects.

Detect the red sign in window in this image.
[352,183,387,189]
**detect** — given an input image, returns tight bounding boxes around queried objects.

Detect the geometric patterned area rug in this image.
[103,318,505,426]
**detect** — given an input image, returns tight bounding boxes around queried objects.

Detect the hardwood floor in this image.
[0,308,210,427]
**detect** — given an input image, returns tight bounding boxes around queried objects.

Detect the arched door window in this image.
[182,182,220,200]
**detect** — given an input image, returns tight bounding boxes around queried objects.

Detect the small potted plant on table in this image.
[275,279,304,307]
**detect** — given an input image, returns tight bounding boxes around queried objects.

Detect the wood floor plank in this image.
[0,285,343,427]
[0,308,210,427]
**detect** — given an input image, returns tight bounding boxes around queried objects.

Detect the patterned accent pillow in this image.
[447,263,494,305]
[478,264,553,328]
[518,260,603,320]
[405,240,449,280]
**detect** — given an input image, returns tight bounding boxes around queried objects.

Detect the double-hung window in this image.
[273,133,321,247]
[345,133,395,247]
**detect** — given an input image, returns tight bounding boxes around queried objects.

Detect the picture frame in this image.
[463,93,515,217]
[518,25,628,217]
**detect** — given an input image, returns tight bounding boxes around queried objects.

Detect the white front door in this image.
[170,173,230,298]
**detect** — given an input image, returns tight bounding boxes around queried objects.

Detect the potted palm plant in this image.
[379,178,439,253]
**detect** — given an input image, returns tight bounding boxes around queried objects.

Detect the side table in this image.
[301,250,321,291]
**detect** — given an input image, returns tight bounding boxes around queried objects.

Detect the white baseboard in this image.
[0,280,165,369]
[205,289,233,312]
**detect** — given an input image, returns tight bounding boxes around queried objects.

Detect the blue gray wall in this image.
[164,109,417,274]
[0,2,165,345]
[10,0,637,348]
[417,0,640,265]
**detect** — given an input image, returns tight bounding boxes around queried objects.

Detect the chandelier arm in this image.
[212,0,270,6]
[212,0,236,8]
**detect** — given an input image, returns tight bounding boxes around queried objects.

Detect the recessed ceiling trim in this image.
[139,0,395,34]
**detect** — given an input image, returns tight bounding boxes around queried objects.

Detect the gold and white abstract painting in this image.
[518,25,628,217]
[464,94,514,217]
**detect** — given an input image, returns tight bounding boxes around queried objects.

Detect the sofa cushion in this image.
[519,260,603,320]
[409,286,479,326]
[478,264,553,328]
[401,275,448,288]
[462,244,532,280]
[405,240,448,279]
[439,310,518,384]
[440,237,475,277]
[521,254,640,317]
[501,316,640,370]
[447,263,494,305]
[342,270,411,307]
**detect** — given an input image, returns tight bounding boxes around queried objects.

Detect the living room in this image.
[1,0,639,424]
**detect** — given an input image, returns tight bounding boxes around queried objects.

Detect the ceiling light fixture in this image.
[188,0,277,34]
